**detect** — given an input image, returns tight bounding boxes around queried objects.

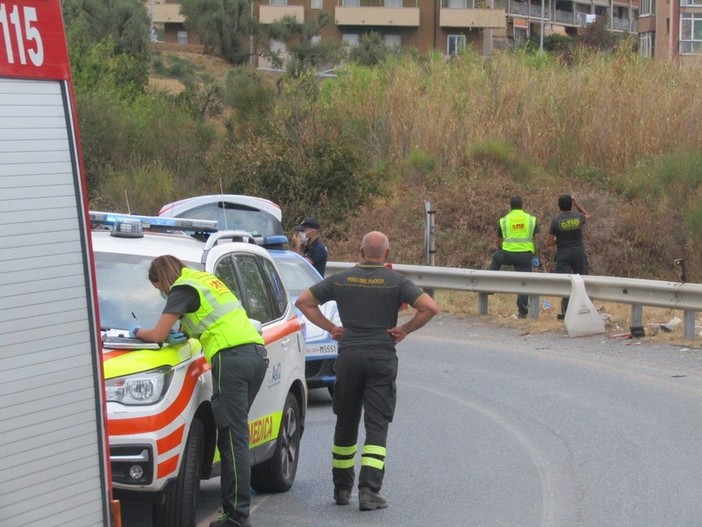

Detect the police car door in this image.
[204,244,303,448]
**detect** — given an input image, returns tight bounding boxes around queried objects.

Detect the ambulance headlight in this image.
[105,368,172,405]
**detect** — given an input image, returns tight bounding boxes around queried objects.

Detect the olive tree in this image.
[180,0,257,65]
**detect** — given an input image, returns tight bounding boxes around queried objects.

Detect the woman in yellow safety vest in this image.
[132,255,267,527]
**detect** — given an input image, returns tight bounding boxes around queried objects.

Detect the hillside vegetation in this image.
[82,44,702,283]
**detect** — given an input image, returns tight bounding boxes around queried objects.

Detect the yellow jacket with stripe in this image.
[173,268,263,363]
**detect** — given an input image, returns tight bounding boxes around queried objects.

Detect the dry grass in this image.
[323,52,702,281]
[327,51,702,175]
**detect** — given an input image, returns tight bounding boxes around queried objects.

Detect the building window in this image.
[385,0,402,6]
[640,0,653,16]
[681,0,702,5]
[384,34,401,48]
[342,33,360,46]
[271,39,287,54]
[342,0,360,6]
[680,13,702,54]
[177,31,188,45]
[447,34,466,55]
[311,0,323,8]
[639,32,654,56]
[270,0,287,5]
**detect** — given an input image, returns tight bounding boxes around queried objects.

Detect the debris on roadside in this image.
[660,316,682,333]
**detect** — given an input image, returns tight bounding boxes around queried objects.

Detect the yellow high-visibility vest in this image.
[500,210,536,253]
[173,268,263,362]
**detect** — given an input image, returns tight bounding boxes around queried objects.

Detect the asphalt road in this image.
[122,314,702,527]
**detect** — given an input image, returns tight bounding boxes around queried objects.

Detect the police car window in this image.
[261,257,287,318]
[234,254,274,323]
[214,256,243,300]
[271,256,320,296]
[176,203,283,237]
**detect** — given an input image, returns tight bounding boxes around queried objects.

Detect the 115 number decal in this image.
[0,3,44,66]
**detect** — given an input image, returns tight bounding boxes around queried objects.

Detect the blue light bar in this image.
[90,211,218,235]
[262,235,289,247]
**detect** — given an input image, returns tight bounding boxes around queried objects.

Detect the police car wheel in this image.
[153,418,204,527]
[251,392,301,493]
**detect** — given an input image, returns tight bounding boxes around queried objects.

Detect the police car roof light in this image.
[262,235,288,248]
[89,211,218,238]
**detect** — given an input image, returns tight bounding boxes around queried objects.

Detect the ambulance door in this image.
[204,247,293,447]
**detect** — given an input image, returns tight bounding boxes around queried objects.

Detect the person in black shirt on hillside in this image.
[547,194,591,318]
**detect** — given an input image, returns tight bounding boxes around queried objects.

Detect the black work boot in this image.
[210,512,252,527]
[334,487,352,505]
[358,487,388,511]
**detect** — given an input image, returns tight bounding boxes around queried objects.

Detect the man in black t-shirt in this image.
[547,194,591,316]
[295,231,438,512]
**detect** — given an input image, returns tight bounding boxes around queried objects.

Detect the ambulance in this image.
[91,211,307,527]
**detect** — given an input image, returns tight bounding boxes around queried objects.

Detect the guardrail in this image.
[325,262,702,340]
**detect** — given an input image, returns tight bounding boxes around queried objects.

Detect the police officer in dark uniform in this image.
[293,216,328,276]
[295,231,439,511]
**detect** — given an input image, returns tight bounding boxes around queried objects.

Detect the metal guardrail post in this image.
[529,294,540,319]
[684,310,696,340]
[424,201,436,299]
[478,293,489,315]
[631,304,643,327]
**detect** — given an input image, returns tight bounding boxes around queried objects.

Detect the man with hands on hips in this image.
[295,231,438,512]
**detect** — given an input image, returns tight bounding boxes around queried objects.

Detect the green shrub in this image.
[98,162,176,214]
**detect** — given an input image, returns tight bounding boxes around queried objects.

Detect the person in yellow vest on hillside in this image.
[132,255,267,527]
[489,196,540,318]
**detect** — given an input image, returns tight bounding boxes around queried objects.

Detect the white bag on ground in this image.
[564,275,605,337]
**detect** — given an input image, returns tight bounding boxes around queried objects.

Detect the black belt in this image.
[218,343,267,358]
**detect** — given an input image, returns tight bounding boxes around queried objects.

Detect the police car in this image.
[91,212,307,527]
[268,249,339,396]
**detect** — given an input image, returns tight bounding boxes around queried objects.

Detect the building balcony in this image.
[334,2,421,26]
[610,16,637,31]
[507,0,549,18]
[440,7,506,28]
[259,4,305,23]
[151,3,184,24]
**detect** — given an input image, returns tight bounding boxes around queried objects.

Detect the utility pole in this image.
[539,0,545,51]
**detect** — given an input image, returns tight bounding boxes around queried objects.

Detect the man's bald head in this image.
[361,231,390,262]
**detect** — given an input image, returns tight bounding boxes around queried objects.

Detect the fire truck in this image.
[0,1,115,525]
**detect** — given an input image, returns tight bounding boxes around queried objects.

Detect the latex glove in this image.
[129,324,142,338]
[167,329,187,345]
[532,256,540,268]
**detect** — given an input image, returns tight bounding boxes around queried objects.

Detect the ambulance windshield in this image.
[94,252,200,332]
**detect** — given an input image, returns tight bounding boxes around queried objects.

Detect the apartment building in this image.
[638,0,702,65]
[146,0,699,64]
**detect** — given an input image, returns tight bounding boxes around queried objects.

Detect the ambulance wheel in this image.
[251,392,301,493]
[153,418,204,527]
